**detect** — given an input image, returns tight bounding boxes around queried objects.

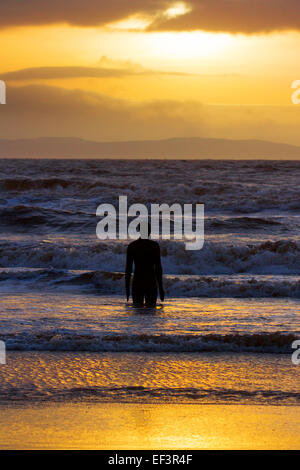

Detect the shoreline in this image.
[0,351,298,405]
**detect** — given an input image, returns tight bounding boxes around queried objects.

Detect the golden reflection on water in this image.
[1,294,299,449]
[1,293,299,337]
[0,403,299,450]
[1,351,296,398]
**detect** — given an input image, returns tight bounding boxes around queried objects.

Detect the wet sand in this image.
[0,402,299,449]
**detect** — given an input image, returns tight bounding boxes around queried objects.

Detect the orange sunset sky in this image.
[1,0,300,144]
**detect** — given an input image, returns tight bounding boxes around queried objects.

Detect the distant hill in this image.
[0,136,299,159]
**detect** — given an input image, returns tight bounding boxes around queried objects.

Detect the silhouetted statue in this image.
[125,236,164,307]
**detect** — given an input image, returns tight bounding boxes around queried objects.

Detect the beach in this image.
[1,347,299,450]
[2,0,300,451]
[0,346,299,449]
[0,159,299,449]
[1,402,299,450]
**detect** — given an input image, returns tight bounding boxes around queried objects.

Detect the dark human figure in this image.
[125,237,164,307]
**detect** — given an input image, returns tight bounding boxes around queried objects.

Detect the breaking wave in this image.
[1,239,300,276]
[1,268,300,298]
[3,331,297,353]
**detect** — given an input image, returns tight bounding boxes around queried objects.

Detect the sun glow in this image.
[107,16,151,31]
[150,31,233,60]
[107,2,191,31]
[164,2,192,19]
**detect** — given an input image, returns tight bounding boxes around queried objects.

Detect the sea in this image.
[0,158,299,405]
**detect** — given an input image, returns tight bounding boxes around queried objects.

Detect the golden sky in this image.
[1,1,300,144]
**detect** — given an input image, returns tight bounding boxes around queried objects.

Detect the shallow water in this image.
[0,294,299,353]
[1,159,300,408]
[0,351,298,405]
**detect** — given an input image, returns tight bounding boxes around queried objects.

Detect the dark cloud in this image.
[1,66,138,81]
[0,0,300,33]
[0,65,197,81]
[0,0,162,28]
[149,0,300,33]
